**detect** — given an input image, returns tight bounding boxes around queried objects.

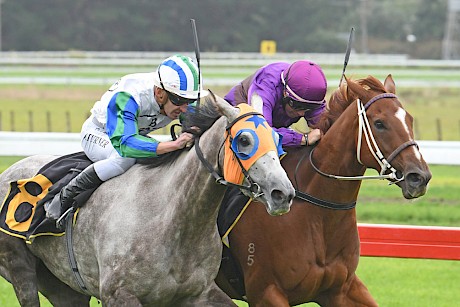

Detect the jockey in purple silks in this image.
[224,60,327,147]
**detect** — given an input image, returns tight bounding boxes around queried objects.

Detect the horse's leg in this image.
[248,284,290,307]
[317,275,378,307]
[101,287,143,307]
[36,260,91,307]
[342,275,378,307]
[179,282,236,307]
[0,235,40,307]
[215,268,244,300]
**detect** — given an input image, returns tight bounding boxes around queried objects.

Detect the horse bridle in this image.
[309,93,418,183]
[294,93,418,210]
[194,111,264,199]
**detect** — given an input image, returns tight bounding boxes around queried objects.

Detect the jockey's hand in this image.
[175,132,195,149]
[156,132,195,154]
[306,128,322,145]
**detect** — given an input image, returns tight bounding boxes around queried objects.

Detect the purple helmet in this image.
[281,60,327,107]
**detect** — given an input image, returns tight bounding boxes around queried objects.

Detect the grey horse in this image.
[0,94,295,306]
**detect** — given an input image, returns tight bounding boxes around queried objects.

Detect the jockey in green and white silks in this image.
[86,72,173,180]
[45,54,208,223]
[85,72,169,176]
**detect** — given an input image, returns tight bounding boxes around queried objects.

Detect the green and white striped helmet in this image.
[153,54,208,99]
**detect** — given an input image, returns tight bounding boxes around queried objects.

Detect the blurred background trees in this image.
[1,0,452,59]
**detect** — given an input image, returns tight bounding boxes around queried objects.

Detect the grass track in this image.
[2,84,459,140]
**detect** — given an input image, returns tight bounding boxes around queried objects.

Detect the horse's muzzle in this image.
[265,188,295,216]
[399,168,432,199]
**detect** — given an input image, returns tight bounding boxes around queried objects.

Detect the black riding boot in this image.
[45,164,103,221]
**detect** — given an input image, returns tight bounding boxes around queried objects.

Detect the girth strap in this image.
[65,208,91,295]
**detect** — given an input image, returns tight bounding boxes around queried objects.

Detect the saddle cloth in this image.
[218,187,252,247]
[217,186,252,299]
[0,152,92,243]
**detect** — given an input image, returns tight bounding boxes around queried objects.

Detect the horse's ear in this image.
[345,76,368,101]
[209,90,239,121]
[384,74,396,94]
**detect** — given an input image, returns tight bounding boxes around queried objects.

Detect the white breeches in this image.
[80,117,136,181]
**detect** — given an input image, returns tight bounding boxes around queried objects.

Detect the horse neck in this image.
[172,117,228,227]
[305,101,366,204]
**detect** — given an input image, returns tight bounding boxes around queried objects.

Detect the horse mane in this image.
[314,75,387,134]
[137,95,221,168]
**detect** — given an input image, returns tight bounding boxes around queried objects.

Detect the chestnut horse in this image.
[215,75,432,306]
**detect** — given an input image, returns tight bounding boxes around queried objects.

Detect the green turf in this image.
[2,65,460,82]
[356,257,460,307]
[1,82,460,140]
[355,165,460,226]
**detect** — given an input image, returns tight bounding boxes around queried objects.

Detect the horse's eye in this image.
[238,135,251,147]
[374,120,385,130]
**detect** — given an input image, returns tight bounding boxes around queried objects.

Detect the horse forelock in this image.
[314,76,389,134]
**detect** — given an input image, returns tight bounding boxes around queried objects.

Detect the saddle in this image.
[0,152,92,243]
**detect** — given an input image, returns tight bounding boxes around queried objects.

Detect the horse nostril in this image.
[271,189,283,203]
[406,172,424,187]
[271,189,293,204]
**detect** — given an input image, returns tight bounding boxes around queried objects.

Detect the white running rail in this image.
[0,132,458,165]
